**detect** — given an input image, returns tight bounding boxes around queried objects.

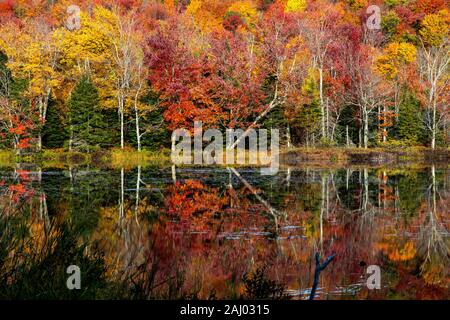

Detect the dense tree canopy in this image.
[0,0,448,151]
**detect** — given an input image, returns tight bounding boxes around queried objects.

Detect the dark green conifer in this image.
[68,76,110,152]
[398,89,424,144]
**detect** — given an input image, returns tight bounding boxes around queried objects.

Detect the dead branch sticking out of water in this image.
[309,252,336,300]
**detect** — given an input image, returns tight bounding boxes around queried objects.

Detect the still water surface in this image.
[0,164,448,299]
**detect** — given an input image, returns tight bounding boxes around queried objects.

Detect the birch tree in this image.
[417,11,449,149]
[0,19,61,151]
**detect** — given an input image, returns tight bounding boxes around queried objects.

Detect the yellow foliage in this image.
[286,35,303,49]
[376,240,416,261]
[419,10,450,47]
[301,68,319,97]
[0,21,62,101]
[420,260,448,287]
[280,36,310,81]
[375,42,416,79]
[226,0,258,26]
[187,0,232,32]
[347,0,368,9]
[54,6,119,109]
[284,0,307,13]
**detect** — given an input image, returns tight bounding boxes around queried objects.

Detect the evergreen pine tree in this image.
[398,89,424,144]
[292,74,322,146]
[42,98,68,148]
[0,52,9,148]
[294,98,322,146]
[68,77,110,152]
[0,51,30,149]
[262,105,289,147]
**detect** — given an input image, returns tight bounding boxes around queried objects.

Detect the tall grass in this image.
[0,150,14,167]
[110,147,171,169]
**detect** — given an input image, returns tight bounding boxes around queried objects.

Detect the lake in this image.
[0,164,448,299]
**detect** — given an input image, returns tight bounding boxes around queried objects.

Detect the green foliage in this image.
[319,137,338,147]
[382,11,401,40]
[42,99,69,148]
[0,4,447,152]
[68,77,111,152]
[127,91,169,150]
[0,221,118,299]
[64,169,118,238]
[0,51,32,149]
[335,105,359,146]
[383,0,409,7]
[384,0,400,7]
[433,125,447,147]
[381,139,415,148]
[397,171,426,218]
[101,108,120,148]
[421,108,447,147]
[0,52,9,149]
[397,90,425,144]
[294,100,322,146]
[291,75,322,146]
[262,103,289,147]
[242,267,288,300]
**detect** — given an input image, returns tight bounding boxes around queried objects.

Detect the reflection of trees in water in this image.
[417,166,449,287]
[0,166,448,299]
[0,165,117,298]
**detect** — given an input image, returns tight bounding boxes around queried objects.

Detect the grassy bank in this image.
[0,148,172,169]
[0,150,14,167]
[281,146,450,167]
[0,146,448,169]
[109,148,171,168]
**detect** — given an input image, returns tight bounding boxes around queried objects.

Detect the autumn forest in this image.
[0,0,448,303]
[0,0,448,153]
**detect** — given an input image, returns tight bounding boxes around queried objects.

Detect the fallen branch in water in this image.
[309,252,336,300]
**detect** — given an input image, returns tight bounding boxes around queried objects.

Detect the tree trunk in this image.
[326,97,329,139]
[346,125,349,147]
[431,165,436,211]
[119,94,125,149]
[135,105,141,152]
[227,95,279,150]
[171,133,176,156]
[135,165,141,220]
[286,124,291,149]
[358,125,362,148]
[286,167,291,188]
[37,90,50,152]
[134,83,142,152]
[363,168,369,211]
[320,175,325,248]
[431,99,436,150]
[382,105,387,143]
[119,167,125,220]
[171,164,176,183]
[309,253,336,300]
[319,67,325,139]
[120,107,124,149]
[363,109,369,149]
[37,97,43,151]
[37,134,42,151]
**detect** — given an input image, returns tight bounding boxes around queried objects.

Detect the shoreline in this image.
[0,147,448,169]
[281,147,449,167]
